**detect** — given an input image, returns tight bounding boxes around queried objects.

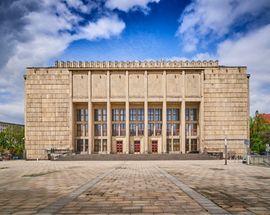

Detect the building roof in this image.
[0,121,24,127]
[259,114,270,124]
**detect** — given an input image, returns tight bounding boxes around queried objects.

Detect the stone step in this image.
[56,153,220,161]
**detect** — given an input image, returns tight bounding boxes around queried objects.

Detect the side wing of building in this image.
[24,61,249,159]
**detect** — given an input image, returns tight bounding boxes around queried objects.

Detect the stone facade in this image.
[24,60,249,159]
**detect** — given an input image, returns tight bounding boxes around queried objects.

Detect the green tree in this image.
[250,112,270,154]
[0,126,25,158]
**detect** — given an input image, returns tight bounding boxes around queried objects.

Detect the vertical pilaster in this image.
[69,71,74,151]
[181,70,186,154]
[199,70,204,153]
[107,71,111,154]
[88,71,93,154]
[162,70,167,153]
[144,70,148,153]
[125,70,129,154]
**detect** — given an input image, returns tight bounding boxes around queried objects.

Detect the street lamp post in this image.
[224,136,228,165]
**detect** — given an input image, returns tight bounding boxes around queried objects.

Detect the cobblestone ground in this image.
[0,160,269,215]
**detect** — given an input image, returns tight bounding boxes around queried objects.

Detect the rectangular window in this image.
[102,139,107,152]
[94,124,101,136]
[94,109,107,122]
[154,109,162,121]
[173,139,180,151]
[130,123,136,136]
[138,123,144,136]
[120,123,126,136]
[148,123,154,136]
[167,139,171,152]
[102,124,107,136]
[77,109,84,122]
[77,124,83,136]
[112,124,118,136]
[148,109,154,121]
[155,123,162,135]
[94,139,101,153]
[191,139,197,152]
[85,124,88,136]
[186,108,197,121]
[112,108,125,121]
[172,123,180,136]
[167,123,171,136]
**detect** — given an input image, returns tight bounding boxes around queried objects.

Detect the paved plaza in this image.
[0,160,269,214]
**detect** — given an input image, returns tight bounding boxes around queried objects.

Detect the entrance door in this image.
[116,141,123,153]
[152,141,158,153]
[134,141,140,153]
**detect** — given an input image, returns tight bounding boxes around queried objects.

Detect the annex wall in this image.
[25,68,71,159]
[203,67,249,155]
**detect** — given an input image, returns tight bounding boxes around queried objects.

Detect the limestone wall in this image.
[25,68,71,159]
[203,67,249,155]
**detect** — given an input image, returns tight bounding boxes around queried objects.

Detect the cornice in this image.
[54,60,219,69]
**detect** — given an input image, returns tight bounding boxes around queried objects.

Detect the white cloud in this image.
[0,0,126,123]
[217,24,270,115]
[105,0,160,12]
[0,0,160,123]
[0,100,24,124]
[174,0,270,115]
[80,15,125,40]
[177,0,270,52]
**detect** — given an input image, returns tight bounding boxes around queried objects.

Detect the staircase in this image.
[56,153,220,161]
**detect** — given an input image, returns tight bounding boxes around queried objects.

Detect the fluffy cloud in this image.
[175,0,270,114]
[0,0,158,123]
[177,0,270,52]
[105,0,160,12]
[217,24,270,114]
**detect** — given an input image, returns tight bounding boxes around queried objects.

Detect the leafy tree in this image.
[0,126,25,158]
[250,112,270,154]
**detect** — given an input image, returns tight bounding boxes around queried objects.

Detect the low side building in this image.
[24,60,250,159]
[0,121,24,133]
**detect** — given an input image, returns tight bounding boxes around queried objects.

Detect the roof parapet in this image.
[55,60,219,69]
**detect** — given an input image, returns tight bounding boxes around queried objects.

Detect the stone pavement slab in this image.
[0,160,269,214]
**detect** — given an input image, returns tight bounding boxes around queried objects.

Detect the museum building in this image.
[24,60,249,159]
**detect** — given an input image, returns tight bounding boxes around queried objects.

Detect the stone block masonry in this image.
[24,60,250,159]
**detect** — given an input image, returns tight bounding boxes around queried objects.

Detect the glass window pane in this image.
[148,123,154,136]
[102,124,107,136]
[138,123,144,135]
[120,123,126,136]
[94,124,101,136]
[112,124,118,136]
[85,124,88,136]
[130,123,136,136]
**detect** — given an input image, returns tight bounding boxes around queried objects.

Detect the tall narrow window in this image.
[112,108,126,136]
[148,108,162,136]
[94,108,107,137]
[129,108,144,136]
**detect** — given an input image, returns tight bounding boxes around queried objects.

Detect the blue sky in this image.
[0,0,270,124]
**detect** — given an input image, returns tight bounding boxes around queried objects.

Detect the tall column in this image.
[181,70,186,154]
[88,71,93,154]
[162,101,167,153]
[144,70,148,153]
[107,71,111,154]
[162,70,167,153]
[125,70,129,154]
[69,71,74,151]
[199,70,204,153]
[181,101,186,154]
